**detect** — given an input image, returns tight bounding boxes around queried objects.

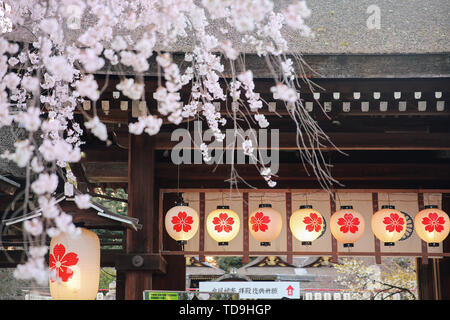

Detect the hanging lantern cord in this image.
[177,164,183,204]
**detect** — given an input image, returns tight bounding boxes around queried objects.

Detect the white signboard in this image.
[199,281,300,299]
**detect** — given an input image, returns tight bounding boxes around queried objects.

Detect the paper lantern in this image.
[290,205,325,245]
[165,201,199,246]
[206,205,240,245]
[414,205,450,247]
[330,205,365,247]
[49,228,100,300]
[249,204,282,246]
[372,205,406,246]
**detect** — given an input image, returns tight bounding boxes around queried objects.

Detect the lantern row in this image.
[45,202,449,300]
[165,202,450,248]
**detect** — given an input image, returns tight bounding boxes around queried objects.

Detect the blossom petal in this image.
[437,216,446,225]
[171,216,180,225]
[226,217,234,225]
[185,216,194,225]
[259,223,268,232]
[173,223,182,232]
[61,252,78,267]
[428,212,438,221]
[255,212,264,219]
[53,243,66,261]
[178,211,187,220]
[261,216,271,224]
[303,217,312,224]
[386,224,395,232]
[182,223,192,233]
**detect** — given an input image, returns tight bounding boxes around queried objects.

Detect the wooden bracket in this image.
[115,254,167,274]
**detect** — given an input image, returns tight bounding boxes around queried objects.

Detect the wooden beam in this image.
[0,250,123,268]
[115,254,167,273]
[438,193,450,299]
[80,132,450,160]
[81,162,450,185]
[154,163,450,181]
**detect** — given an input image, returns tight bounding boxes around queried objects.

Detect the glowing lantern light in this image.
[371,205,406,246]
[49,228,100,300]
[249,204,282,246]
[330,205,365,247]
[289,205,324,245]
[165,201,199,247]
[206,205,240,245]
[414,205,450,247]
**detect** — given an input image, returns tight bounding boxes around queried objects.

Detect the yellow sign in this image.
[144,291,179,300]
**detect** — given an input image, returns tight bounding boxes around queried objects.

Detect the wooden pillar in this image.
[285,192,293,264]
[372,193,382,264]
[330,192,338,263]
[437,193,450,299]
[124,133,155,300]
[416,193,450,300]
[242,192,249,264]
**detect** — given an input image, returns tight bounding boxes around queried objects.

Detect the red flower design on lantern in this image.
[171,211,194,233]
[337,213,360,234]
[383,213,405,233]
[422,212,446,233]
[250,212,271,232]
[212,213,234,233]
[49,243,79,282]
[303,212,323,232]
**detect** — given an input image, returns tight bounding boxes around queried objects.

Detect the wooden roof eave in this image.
[1,193,141,232]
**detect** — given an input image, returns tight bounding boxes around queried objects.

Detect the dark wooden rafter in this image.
[75,75,450,125]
